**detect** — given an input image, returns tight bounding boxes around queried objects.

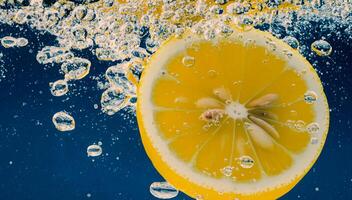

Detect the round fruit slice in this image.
[137,28,329,200]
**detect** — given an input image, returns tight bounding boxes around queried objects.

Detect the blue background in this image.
[0,19,351,200]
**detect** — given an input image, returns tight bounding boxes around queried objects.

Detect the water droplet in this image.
[87,144,102,157]
[306,122,320,134]
[149,182,179,199]
[311,40,332,56]
[52,111,75,132]
[182,56,195,67]
[304,91,318,104]
[221,166,234,177]
[238,155,254,169]
[50,80,68,97]
[283,36,299,49]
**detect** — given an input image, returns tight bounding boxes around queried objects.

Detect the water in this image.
[0,0,351,199]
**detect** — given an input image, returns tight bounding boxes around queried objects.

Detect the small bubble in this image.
[238,155,254,169]
[311,137,319,144]
[16,38,29,47]
[52,111,75,132]
[221,166,234,177]
[311,40,332,56]
[50,80,68,97]
[101,87,128,115]
[150,182,179,199]
[304,91,318,104]
[1,36,17,48]
[93,104,99,109]
[207,70,218,78]
[182,56,195,67]
[61,57,91,80]
[195,194,204,200]
[87,144,103,157]
[306,122,320,134]
[290,110,298,116]
[294,120,306,132]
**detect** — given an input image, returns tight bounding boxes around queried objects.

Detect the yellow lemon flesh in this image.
[137,29,329,200]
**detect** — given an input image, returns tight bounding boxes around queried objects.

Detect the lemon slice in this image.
[137,29,329,200]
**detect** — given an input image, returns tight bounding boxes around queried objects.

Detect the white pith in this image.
[225,102,248,120]
[138,29,329,194]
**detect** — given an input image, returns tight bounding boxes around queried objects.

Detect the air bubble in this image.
[101,87,128,115]
[294,120,306,132]
[52,111,75,132]
[311,39,332,56]
[105,65,132,91]
[304,91,318,104]
[50,80,68,97]
[149,182,179,199]
[16,38,29,47]
[208,70,218,78]
[221,166,234,177]
[87,144,102,157]
[306,122,320,134]
[182,56,195,67]
[61,57,91,80]
[238,155,254,169]
[311,137,319,144]
[1,36,17,48]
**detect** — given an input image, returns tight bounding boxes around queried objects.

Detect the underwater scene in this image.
[0,0,351,199]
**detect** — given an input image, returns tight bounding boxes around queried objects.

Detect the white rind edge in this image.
[138,29,329,194]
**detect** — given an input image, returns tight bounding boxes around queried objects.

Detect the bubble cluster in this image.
[2,0,346,117]
[0,36,28,48]
[0,1,350,126]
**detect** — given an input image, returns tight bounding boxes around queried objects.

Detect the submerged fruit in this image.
[137,28,329,200]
